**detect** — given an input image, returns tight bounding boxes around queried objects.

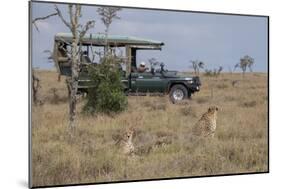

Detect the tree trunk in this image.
[57,73,61,82]
[69,25,79,133]
[32,71,40,105]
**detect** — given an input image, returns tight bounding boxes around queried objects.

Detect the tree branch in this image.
[54,4,72,32]
[32,12,58,24]
[79,20,95,38]
[68,5,76,34]
[32,12,58,32]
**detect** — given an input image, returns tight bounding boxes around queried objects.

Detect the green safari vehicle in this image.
[52,33,201,103]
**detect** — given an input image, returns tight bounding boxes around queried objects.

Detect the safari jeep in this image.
[53,33,201,103]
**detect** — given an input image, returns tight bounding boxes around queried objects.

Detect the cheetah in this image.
[115,127,135,155]
[192,106,219,138]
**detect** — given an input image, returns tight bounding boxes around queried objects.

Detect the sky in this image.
[31,1,268,72]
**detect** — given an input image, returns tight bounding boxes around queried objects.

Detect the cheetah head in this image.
[124,127,135,141]
[208,106,219,113]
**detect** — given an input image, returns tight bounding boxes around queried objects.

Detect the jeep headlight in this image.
[186,79,194,84]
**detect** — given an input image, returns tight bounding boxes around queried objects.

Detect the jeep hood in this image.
[162,70,178,78]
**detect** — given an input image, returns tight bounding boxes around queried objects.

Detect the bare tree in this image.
[190,60,204,75]
[55,4,94,131]
[33,4,95,133]
[97,7,122,54]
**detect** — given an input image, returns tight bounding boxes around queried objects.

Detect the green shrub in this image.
[83,56,128,114]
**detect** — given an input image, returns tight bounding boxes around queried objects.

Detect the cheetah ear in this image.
[208,107,211,112]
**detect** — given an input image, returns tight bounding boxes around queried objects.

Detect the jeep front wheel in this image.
[169,84,188,103]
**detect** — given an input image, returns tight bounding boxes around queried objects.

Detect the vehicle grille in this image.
[193,76,201,85]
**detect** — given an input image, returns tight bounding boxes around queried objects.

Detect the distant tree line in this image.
[189,55,254,78]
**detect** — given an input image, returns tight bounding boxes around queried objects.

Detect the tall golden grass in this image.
[31,70,268,187]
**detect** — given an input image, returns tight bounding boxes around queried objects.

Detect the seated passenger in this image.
[137,62,148,73]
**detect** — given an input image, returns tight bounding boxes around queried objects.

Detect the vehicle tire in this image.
[169,84,188,103]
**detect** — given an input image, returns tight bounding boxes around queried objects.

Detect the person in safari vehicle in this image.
[137,62,149,73]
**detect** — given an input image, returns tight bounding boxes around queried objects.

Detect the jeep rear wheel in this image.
[169,84,188,103]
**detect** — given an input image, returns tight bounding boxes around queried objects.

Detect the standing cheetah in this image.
[115,128,135,155]
[192,106,219,138]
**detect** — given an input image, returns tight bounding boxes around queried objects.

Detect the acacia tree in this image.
[97,7,121,54]
[33,4,95,133]
[235,55,255,77]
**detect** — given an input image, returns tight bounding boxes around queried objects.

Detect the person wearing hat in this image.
[137,61,149,73]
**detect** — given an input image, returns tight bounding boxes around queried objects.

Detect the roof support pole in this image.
[125,45,131,77]
[131,48,137,69]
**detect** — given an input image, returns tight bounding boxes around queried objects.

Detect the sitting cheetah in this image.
[192,106,219,138]
[115,128,135,155]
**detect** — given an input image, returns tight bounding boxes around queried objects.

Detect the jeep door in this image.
[130,72,166,93]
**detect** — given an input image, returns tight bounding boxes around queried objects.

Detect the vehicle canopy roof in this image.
[55,33,164,49]
[53,33,164,76]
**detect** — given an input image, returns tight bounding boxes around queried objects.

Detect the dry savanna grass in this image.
[32,70,268,187]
